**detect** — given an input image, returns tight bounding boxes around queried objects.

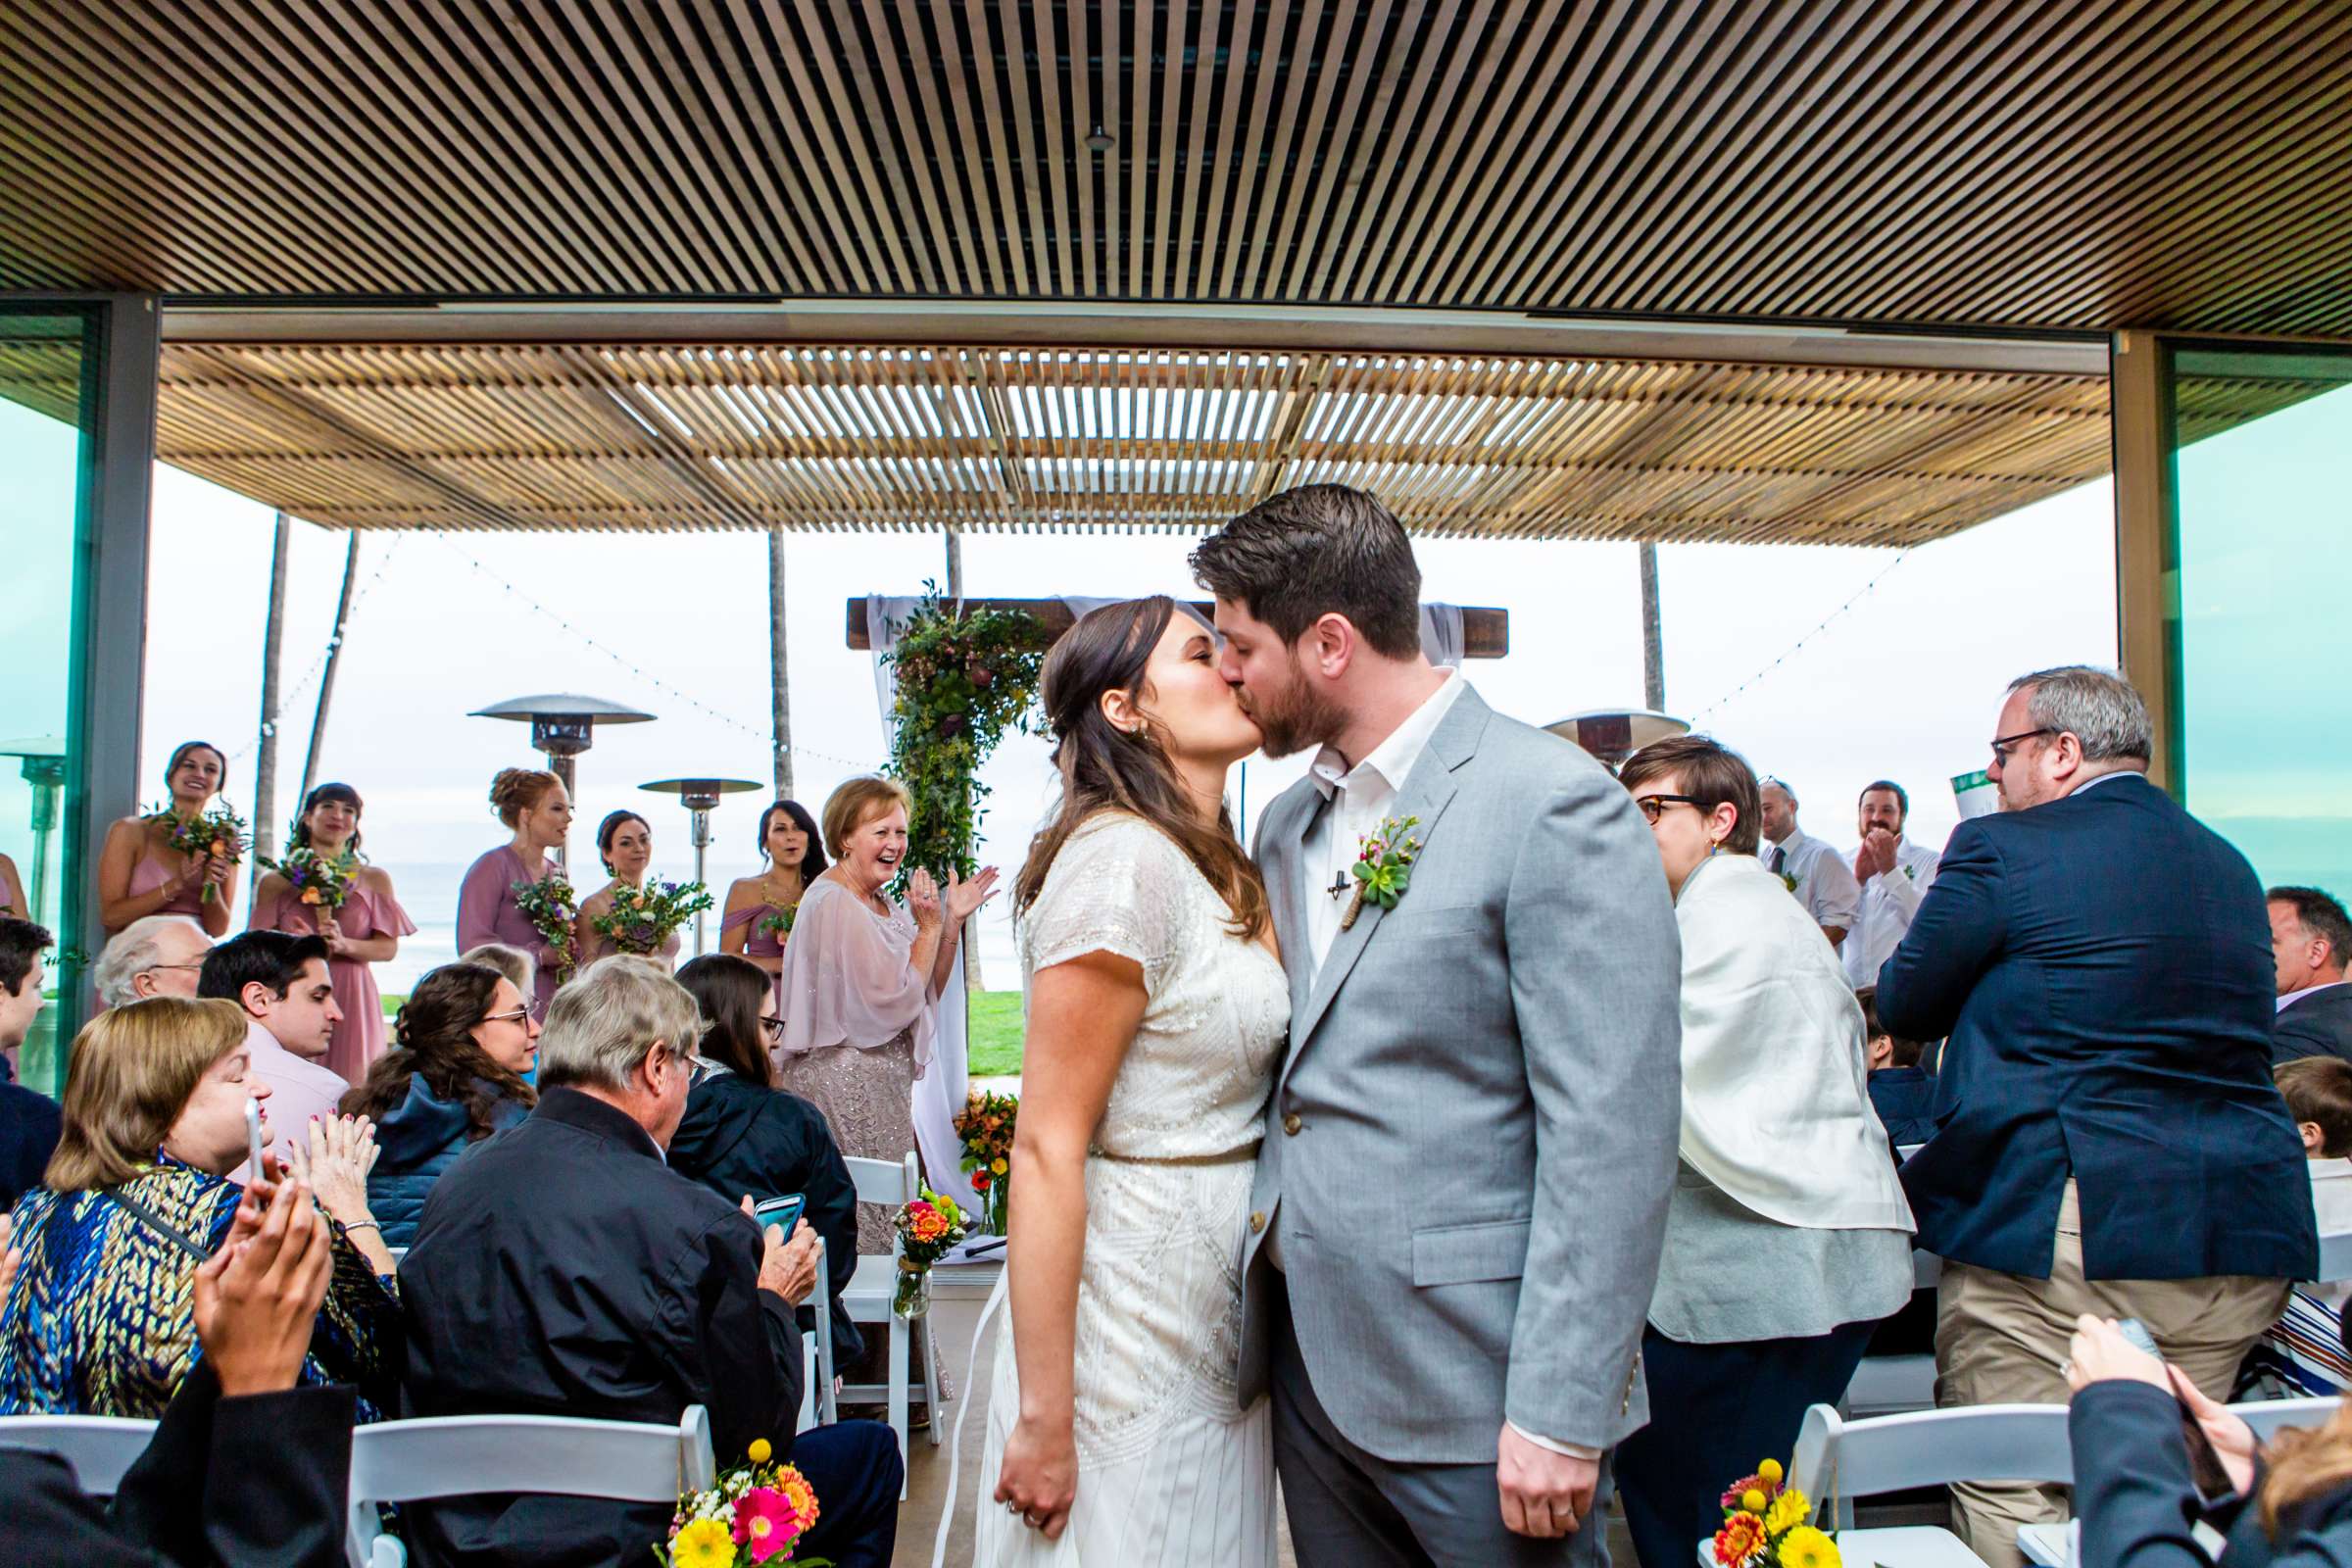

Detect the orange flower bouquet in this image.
[151,805,249,904]
[954,1088,1017,1235]
[1712,1458,1838,1568]
[656,1437,829,1567]
[890,1186,968,1319]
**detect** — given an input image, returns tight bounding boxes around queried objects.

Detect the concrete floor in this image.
[893,1292,1639,1568]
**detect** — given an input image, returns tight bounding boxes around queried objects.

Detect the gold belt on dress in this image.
[1086,1142,1262,1166]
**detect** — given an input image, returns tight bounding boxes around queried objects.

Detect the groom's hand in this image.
[1498,1424,1595,1539]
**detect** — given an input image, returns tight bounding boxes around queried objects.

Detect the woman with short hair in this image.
[341,961,539,1249]
[0,997,400,1419]
[249,781,416,1082]
[455,767,572,1019]
[97,741,236,938]
[773,775,995,1251]
[1609,733,1916,1568]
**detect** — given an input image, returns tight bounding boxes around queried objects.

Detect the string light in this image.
[228,536,406,763]
[1689,550,1913,723]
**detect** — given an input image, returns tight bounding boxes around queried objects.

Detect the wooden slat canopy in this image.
[0,3,2348,340]
[843,598,1509,657]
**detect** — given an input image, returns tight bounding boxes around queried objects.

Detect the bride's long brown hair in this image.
[1014,596,1269,944]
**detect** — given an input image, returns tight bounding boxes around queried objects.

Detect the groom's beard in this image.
[1244,666,1349,760]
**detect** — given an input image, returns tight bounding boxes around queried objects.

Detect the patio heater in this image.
[638,777,763,956]
[1544,709,1690,772]
[467,695,656,866]
[0,735,66,926]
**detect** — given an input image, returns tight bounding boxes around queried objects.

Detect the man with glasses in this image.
[1756,778,1862,952]
[91,913,214,1007]
[1877,666,2314,1568]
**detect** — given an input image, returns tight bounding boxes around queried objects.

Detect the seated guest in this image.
[0,1180,359,1568]
[672,953,860,1369]
[2066,1313,2352,1568]
[459,943,537,1006]
[1880,666,2314,1568]
[2247,1058,2352,1397]
[339,961,538,1249]
[2272,885,2352,1064]
[198,931,350,1147]
[1844,779,1941,989]
[398,956,902,1568]
[0,997,399,1420]
[1757,776,1863,952]
[1,919,61,1211]
[92,913,215,1007]
[1857,984,1938,1149]
[1613,736,1916,1568]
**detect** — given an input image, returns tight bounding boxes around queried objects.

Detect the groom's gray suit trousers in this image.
[1271,1277,1613,1568]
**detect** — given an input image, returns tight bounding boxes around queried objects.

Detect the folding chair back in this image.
[0,1414,158,1495]
[1790,1401,2074,1521]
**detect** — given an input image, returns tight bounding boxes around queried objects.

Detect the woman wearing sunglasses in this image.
[1609,735,1918,1568]
[670,953,860,1371]
[340,960,540,1250]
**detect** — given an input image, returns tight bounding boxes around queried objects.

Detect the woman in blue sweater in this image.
[340,960,537,1248]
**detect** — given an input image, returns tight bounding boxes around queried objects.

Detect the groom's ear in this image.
[1303,612,1356,678]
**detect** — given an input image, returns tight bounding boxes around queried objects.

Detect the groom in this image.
[1194,485,1683,1566]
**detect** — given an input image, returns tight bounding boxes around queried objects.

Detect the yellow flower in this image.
[671,1517,736,1568]
[1740,1489,1767,1514]
[1758,1458,1785,1485]
[1765,1490,1809,1535]
[746,1438,772,1465]
[991,1157,1008,1175]
[1780,1526,1839,1568]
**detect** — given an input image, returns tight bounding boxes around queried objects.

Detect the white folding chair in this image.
[809,1237,841,1426]
[2318,1228,2352,1284]
[0,1414,159,1495]
[799,1331,819,1431]
[344,1404,715,1568]
[1692,1401,2076,1568]
[838,1151,945,1495]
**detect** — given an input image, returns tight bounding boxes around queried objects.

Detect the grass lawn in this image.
[389,990,1029,1076]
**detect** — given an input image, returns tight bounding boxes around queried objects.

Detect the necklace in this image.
[759,865,804,907]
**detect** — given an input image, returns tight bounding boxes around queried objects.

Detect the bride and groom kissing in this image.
[967,484,1684,1566]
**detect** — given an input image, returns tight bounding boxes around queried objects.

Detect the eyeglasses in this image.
[760,1016,785,1040]
[148,962,207,974]
[1634,794,1705,824]
[1988,727,2056,765]
[481,1006,532,1025]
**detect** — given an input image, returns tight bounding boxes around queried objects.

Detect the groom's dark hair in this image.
[1190,484,1423,660]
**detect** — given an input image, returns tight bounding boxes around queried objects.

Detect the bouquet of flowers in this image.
[256,843,359,917]
[656,1437,829,1567]
[149,805,249,904]
[591,877,713,956]
[954,1088,1018,1235]
[890,1186,969,1319]
[756,905,796,942]
[512,872,579,984]
[1711,1457,1838,1568]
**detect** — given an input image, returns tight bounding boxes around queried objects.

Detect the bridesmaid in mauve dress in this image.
[456,767,574,1019]
[247,782,416,1084]
[572,811,683,969]
[718,799,825,1012]
[0,851,24,919]
[97,740,237,938]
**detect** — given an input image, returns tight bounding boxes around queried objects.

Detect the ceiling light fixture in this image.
[1084,125,1115,152]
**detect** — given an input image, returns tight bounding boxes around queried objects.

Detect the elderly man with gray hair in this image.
[397,956,902,1568]
[91,914,214,1007]
[1877,667,2315,1567]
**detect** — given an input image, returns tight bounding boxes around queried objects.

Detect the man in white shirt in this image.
[1757,779,1861,951]
[1843,780,1941,990]
[196,929,350,1153]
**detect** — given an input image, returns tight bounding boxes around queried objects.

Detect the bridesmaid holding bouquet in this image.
[719,800,825,1010]
[574,810,707,967]
[456,767,574,1019]
[249,781,416,1082]
[97,740,239,938]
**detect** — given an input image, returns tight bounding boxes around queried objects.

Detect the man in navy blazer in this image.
[1877,666,2313,1568]
[2271,886,2352,1065]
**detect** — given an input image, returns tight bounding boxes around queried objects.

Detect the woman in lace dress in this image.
[976,597,1289,1566]
[775,774,995,1253]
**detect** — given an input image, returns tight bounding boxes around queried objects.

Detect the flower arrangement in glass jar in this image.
[890,1185,969,1319]
[954,1088,1017,1235]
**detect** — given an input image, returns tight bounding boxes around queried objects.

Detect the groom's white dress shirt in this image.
[1840,836,1941,990]
[1294,666,1596,1463]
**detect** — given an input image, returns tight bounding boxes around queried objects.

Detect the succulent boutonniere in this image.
[1779,869,1800,895]
[1341,814,1422,933]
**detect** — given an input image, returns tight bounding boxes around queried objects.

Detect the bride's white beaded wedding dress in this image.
[971,812,1291,1566]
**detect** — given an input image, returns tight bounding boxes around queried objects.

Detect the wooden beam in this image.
[846,598,1509,657]
[2110,330,2179,795]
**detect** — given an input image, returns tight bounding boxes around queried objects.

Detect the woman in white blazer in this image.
[1611,735,1917,1568]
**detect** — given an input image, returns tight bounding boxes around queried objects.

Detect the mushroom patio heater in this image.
[467,695,656,866]
[0,735,66,927]
[1544,709,1690,771]
[639,776,763,956]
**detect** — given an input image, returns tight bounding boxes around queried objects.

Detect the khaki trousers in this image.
[1935,1182,2289,1568]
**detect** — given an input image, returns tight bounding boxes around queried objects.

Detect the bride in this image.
[972,597,1289,1564]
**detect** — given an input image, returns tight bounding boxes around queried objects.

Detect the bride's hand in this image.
[994,1414,1078,1541]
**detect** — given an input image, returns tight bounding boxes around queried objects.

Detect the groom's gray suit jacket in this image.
[1240,685,1683,1465]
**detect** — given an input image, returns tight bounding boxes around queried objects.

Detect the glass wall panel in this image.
[0,309,94,1095]
[2168,345,2352,905]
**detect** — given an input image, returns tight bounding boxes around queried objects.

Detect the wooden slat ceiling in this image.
[1,3,2348,338]
[143,341,2128,543]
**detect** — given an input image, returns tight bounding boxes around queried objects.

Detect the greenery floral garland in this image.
[881,584,1049,883]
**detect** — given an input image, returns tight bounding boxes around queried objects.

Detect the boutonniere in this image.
[1779,870,1800,894]
[1341,814,1422,932]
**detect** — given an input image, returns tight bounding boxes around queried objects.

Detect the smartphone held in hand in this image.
[243,1097,265,1187]
[2117,1318,2238,1502]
